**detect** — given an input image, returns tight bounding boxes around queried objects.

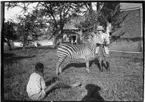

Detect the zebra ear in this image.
[91,32,95,37]
[90,33,93,38]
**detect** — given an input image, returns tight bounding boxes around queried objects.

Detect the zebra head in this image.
[102,22,112,45]
[106,22,113,38]
[103,33,110,45]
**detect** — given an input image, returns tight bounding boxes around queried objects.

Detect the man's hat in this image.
[97,26,104,31]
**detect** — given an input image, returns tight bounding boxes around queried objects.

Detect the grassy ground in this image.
[3,47,143,101]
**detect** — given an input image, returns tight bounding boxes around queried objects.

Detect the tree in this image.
[5,2,128,45]
[77,2,128,40]
[35,2,85,36]
[5,2,39,49]
[4,21,17,50]
[16,13,46,49]
[5,2,86,46]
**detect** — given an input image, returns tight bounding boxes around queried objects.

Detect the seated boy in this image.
[26,62,59,100]
[26,62,81,101]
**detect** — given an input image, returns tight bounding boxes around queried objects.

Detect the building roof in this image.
[120,3,142,10]
[63,15,85,30]
[63,23,78,30]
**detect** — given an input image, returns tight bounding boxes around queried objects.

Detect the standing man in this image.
[95,25,110,71]
[95,25,110,56]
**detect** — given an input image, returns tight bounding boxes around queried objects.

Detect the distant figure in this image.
[70,36,77,44]
[26,62,60,101]
[63,34,68,42]
[82,84,105,101]
[32,41,38,47]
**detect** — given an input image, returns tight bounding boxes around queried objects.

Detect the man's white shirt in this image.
[95,32,110,55]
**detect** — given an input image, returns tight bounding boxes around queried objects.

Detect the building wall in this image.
[122,9,141,38]
[110,8,142,52]
[120,3,142,10]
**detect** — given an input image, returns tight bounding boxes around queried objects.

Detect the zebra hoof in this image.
[59,70,62,74]
[86,70,90,74]
[56,72,60,76]
[56,73,59,76]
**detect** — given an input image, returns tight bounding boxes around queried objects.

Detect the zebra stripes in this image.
[57,43,95,61]
[56,33,104,76]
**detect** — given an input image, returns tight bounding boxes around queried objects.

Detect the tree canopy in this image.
[5,2,127,46]
[4,21,17,40]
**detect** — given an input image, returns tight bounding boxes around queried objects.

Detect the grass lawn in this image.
[3,47,143,101]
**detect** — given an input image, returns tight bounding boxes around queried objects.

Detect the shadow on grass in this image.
[46,77,71,89]
[62,58,104,72]
[3,52,15,57]
[101,60,110,71]
[36,46,56,49]
[45,77,72,95]
[82,84,105,101]
[11,46,56,51]
[45,77,60,86]
[4,52,36,65]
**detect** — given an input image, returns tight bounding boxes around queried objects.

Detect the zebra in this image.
[56,32,110,76]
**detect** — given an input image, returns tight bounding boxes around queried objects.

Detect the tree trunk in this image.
[7,40,12,51]
[23,42,26,49]
[60,20,64,35]
[22,35,27,49]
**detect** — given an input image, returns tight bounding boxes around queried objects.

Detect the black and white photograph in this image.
[1,1,144,101]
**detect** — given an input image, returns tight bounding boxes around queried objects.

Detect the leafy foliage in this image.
[5,2,86,43]
[5,2,128,45]
[4,21,17,40]
[36,2,85,36]
[78,2,127,34]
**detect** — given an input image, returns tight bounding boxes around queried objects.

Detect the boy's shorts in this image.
[96,46,109,57]
[29,90,46,101]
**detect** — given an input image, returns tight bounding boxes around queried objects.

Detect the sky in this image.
[5,6,23,22]
[5,2,37,22]
[5,2,142,23]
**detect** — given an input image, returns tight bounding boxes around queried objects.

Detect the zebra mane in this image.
[85,34,97,53]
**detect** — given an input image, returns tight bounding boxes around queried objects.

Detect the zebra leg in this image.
[86,61,90,73]
[98,57,103,72]
[103,57,110,71]
[56,62,60,76]
[56,60,62,76]
[56,56,66,76]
